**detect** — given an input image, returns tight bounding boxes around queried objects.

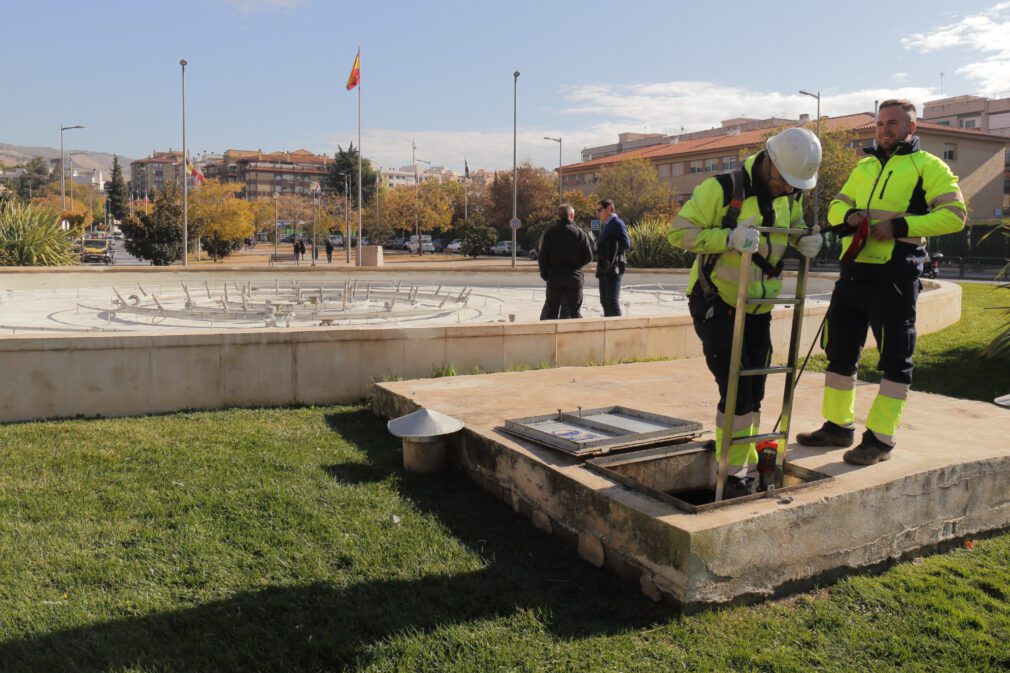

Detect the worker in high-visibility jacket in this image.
[669,127,823,496]
[797,99,966,465]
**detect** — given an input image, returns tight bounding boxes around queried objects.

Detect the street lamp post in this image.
[799,89,821,231]
[415,158,431,257]
[59,124,84,212]
[181,58,189,267]
[544,136,562,207]
[68,151,85,212]
[311,183,319,267]
[273,192,279,258]
[512,70,519,269]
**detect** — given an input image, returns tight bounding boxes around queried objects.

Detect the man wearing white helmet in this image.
[669,126,823,496]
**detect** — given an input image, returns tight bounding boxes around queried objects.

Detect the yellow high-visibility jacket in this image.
[828,137,966,272]
[668,152,807,314]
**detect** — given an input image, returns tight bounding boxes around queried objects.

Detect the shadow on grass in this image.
[0,410,665,672]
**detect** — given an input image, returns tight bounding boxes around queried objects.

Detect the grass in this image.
[805,282,1010,402]
[1,405,1010,671]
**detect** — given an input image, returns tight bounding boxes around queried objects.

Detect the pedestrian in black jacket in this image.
[538,204,594,320]
[594,198,630,316]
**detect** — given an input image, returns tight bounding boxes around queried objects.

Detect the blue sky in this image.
[3,0,1009,171]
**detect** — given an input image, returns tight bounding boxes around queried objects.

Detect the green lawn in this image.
[1,403,1009,672]
[0,281,1007,671]
[806,281,1010,402]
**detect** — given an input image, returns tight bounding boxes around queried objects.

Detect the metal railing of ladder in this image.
[714,226,813,502]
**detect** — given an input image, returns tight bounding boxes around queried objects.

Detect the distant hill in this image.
[0,143,135,184]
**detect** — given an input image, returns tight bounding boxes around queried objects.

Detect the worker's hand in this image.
[870,219,895,241]
[728,217,759,253]
[846,211,866,228]
[795,230,823,258]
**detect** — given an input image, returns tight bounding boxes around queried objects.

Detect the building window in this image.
[704,158,718,172]
[958,118,978,129]
[944,143,957,161]
[671,163,684,177]
[723,155,738,169]
[658,163,670,178]
[689,160,703,174]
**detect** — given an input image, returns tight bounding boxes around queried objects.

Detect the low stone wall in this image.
[0,280,961,424]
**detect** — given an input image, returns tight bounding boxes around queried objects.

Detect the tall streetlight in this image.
[311,182,320,267]
[512,70,520,269]
[799,89,821,231]
[180,59,189,267]
[68,151,86,211]
[544,136,562,207]
[273,192,279,258]
[414,158,431,257]
[60,124,85,212]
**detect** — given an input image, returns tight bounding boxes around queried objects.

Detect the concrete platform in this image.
[372,359,1010,609]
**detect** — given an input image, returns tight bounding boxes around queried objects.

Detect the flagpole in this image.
[356,45,363,267]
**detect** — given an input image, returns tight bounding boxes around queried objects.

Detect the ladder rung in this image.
[746,297,800,305]
[740,366,793,377]
[729,432,786,446]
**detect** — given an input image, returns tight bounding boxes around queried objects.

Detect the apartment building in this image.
[562,112,1008,225]
[204,149,331,200]
[378,164,463,189]
[923,95,1010,202]
[130,151,187,195]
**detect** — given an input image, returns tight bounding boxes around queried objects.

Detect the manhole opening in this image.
[587,442,832,513]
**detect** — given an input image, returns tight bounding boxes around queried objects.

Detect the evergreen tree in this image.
[324,143,378,203]
[120,185,183,265]
[105,156,130,221]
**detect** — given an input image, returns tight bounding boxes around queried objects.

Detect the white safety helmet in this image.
[766,127,822,190]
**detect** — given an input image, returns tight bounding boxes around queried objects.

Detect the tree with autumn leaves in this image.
[188,181,255,261]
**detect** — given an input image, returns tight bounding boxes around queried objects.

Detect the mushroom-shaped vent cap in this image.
[387,408,463,439]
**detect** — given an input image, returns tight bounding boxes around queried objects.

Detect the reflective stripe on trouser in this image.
[715,411,758,468]
[822,371,857,429]
[866,378,910,447]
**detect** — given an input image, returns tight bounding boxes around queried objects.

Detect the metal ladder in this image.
[714,226,812,502]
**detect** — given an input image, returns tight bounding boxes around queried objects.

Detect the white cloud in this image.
[893,72,909,82]
[560,80,934,133]
[222,0,305,15]
[901,2,1010,95]
[320,80,938,173]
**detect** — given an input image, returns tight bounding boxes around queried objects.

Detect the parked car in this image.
[406,234,434,254]
[328,234,344,247]
[490,240,522,256]
[384,237,405,250]
[431,238,448,253]
[528,246,539,261]
[446,239,463,254]
[81,238,114,265]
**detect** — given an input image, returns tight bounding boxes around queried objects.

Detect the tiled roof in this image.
[563,113,1008,172]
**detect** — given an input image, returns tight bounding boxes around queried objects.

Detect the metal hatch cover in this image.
[501,406,703,457]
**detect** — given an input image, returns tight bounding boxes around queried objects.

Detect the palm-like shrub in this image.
[0,200,77,266]
[626,217,695,269]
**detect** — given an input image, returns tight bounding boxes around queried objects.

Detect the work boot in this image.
[796,421,855,448]
[842,431,893,466]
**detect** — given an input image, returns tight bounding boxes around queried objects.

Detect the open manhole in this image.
[586,442,833,513]
[501,406,703,457]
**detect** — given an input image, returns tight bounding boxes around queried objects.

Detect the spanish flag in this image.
[187,161,206,186]
[346,49,360,91]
